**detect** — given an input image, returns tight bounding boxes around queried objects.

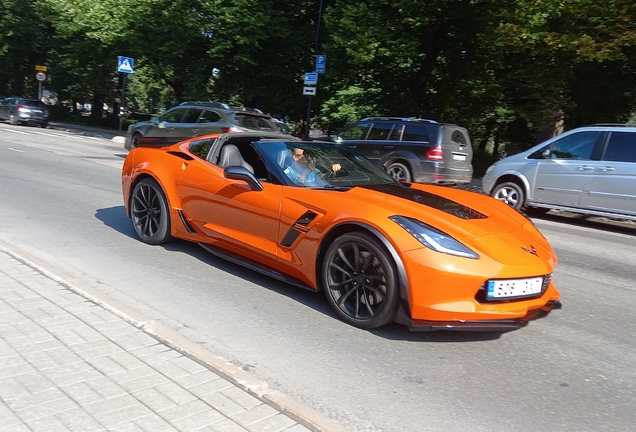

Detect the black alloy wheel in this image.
[323,232,399,329]
[130,178,172,245]
[386,161,412,182]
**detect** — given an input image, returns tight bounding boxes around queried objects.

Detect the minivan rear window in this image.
[604,132,636,163]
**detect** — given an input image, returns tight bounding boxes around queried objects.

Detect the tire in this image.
[132,132,142,148]
[491,181,525,210]
[130,178,172,245]
[386,161,412,182]
[9,113,18,125]
[322,232,399,329]
[40,122,48,128]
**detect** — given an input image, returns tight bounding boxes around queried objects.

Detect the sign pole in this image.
[303,96,312,139]
[119,73,126,132]
[38,82,42,100]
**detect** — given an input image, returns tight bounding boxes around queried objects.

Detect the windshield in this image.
[254,141,398,188]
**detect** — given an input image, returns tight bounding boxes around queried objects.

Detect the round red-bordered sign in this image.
[36,71,47,82]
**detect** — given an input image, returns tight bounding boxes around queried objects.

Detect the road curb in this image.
[0,238,349,432]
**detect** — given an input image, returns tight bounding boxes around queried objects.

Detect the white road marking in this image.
[7,147,25,152]
[0,128,29,135]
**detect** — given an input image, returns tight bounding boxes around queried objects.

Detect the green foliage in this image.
[1,0,635,156]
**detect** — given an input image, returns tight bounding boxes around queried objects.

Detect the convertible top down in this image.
[122,132,561,331]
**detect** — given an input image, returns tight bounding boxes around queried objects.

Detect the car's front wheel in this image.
[322,232,399,329]
[492,181,525,210]
[130,178,172,245]
[386,161,412,182]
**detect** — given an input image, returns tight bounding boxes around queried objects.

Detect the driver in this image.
[284,148,341,186]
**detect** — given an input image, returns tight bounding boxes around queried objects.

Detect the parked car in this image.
[482,124,636,221]
[330,117,473,184]
[124,102,282,150]
[0,97,50,127]
[121,132,560,331]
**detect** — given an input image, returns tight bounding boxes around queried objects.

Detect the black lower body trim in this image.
[409,300,562,332]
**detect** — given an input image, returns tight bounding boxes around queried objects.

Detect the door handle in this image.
[383,145,395,150]
[191,129,199,133]
[577,166,594,171]
[598,166,615,172]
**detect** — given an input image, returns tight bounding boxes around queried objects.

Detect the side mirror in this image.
[157,121,166,129]
[224,166,264,191]
[330,135,342,143]
[541,148,551,158]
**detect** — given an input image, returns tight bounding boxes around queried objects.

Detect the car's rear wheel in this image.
[130,178,172,245]
[132,132,142,148]
[492,181,525,210]
[386,161,412,182]
[322,232,399,329]
[9,113,18,125]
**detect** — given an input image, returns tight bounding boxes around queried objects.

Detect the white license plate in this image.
[452,154,466,161]
[487,277,543,299]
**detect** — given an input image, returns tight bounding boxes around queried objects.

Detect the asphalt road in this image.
[1,123,635,432]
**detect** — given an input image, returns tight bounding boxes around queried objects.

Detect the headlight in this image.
[390,216,479,259]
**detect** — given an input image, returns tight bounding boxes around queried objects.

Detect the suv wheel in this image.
[386,162,412,182]
[492,181,525,210]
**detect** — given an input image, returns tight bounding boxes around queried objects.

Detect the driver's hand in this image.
[331,163,341,172]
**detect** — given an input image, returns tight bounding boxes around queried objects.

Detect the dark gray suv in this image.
[331,117,473,184]
[125,101,281,150]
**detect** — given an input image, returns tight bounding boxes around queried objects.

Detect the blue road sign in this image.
[315,55,326,73]
[304,72,318,85]
[117,56,134,74]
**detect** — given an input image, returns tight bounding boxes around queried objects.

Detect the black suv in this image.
[332,117,473,184]
[0,97,50,127]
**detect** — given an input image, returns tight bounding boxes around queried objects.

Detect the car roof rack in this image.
[179,101,230,109]
[361,116,438,124]
[588,123,636,128]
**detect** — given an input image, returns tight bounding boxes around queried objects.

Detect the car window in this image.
[159,108,187,123]
[548,131,600,160]
[367,123,395,140]
[188,138,216,160]
[402,124,430,142]
[603,131,636,163]
[339,123,370,140]
[388,124,403,140]
[182,109,203,123]
[199,110,222,123]
[234,114,277,131]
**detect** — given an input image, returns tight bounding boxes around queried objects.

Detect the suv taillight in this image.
[17,105,31,113]
[426,146,443,161]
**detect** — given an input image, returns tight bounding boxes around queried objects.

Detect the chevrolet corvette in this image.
[122,132,561,331]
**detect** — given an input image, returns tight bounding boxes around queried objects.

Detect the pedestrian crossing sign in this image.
[117,56,134,74]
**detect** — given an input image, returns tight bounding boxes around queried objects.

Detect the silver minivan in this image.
[482,124,636,221]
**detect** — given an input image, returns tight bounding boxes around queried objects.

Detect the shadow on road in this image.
[94,205,507,342]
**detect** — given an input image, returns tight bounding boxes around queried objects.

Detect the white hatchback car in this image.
[482,124,636,221]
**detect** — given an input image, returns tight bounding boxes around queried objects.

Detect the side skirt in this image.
[197,242,316,292]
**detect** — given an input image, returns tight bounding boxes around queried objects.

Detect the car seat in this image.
[218,144,254,174]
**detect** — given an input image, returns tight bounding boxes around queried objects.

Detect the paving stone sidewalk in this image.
[0,249,313,432]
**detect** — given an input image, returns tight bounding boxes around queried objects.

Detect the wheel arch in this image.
[492,173,531,201]
[315,222,413,326]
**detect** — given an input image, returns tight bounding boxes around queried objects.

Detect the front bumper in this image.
[409,300,562,331]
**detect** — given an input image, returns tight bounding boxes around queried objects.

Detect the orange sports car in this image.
[122,132,561,331]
